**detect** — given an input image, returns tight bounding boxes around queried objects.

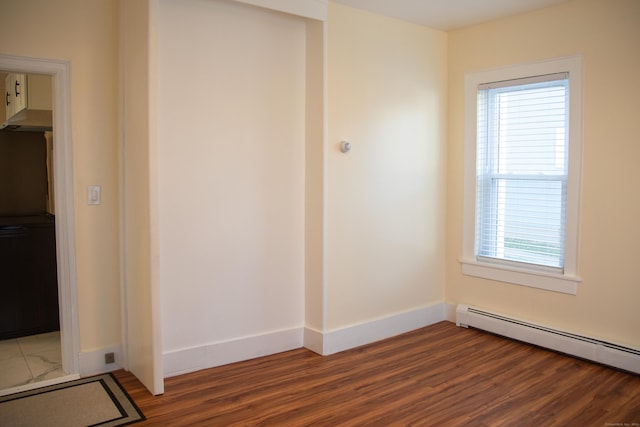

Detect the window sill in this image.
[460,258,581,295]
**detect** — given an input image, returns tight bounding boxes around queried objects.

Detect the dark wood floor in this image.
[114,321,640,426]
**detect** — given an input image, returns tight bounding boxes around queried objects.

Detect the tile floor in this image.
[0,331,64,391]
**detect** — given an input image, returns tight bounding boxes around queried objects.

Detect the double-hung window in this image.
[462,57,582,294]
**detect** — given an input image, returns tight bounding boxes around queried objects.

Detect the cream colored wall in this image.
[120,0,163,394]
[447,0,640,347]
[304,18,328,332]
[6,0,633,381]
[155,0,306,353]
[0,1,121,351]
[327,3,447,330]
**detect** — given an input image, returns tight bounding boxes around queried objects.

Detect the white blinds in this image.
[475,73,569,271]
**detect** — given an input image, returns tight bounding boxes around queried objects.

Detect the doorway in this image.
[0,55,79,395]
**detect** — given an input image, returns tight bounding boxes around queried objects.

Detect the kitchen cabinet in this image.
[4,73,26,119]
[0,215,59,339]
[3,73,52,125]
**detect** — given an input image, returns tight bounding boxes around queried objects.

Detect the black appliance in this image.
[0,214,59,339]
[0,130,59,339]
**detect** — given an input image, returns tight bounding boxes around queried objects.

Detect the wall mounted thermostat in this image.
[340,140,352,153]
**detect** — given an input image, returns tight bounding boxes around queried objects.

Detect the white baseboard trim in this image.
[78,345,123,377]
[163,327,303,378]
[162,303,449,377]
[303,326,324,355]
[305,302,448,356]
[445,302,457,322]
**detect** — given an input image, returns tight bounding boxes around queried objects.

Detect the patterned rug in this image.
[0,373,145,426]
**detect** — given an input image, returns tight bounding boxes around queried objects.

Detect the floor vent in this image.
[456,304,640,375]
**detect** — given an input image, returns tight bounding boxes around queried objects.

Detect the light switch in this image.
[88,185,101,205]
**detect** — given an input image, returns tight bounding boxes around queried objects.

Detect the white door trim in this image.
[0,54,80,377]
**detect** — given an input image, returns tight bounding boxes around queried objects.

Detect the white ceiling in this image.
[331,0,570,31]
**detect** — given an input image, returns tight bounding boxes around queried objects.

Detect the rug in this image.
[0,373,145,427]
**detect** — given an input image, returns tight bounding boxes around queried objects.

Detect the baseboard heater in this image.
[456,304,640,375]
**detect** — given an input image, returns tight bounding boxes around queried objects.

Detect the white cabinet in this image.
[4,73,27,119]
[2,73,52,129]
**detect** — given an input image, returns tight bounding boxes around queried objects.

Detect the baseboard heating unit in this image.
[456,304,640,375]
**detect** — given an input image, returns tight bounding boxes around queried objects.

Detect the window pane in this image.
[476,77,568,270]
[477,179,565,268]
[497,86,567,175]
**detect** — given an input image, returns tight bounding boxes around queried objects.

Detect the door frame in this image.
[0,54,80,378]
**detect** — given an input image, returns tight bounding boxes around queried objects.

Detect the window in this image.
[462,57,582,294]
[477,73,568,271]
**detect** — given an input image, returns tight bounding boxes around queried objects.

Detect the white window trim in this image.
[461,56,583,295]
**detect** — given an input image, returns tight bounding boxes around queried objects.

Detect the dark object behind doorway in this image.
[0,214,59,339]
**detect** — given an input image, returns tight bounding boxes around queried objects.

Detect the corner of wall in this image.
[78,345,124,377]
[305,302,448,356]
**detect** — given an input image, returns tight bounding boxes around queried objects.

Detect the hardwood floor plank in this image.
[114,321,640,426]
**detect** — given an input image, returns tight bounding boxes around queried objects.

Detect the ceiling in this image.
[331,0,570,31]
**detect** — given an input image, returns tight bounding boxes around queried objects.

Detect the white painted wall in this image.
[326,3,448,330]
[156,0,306,356]
[120,0,164,395]
[304,18,328,334]
[5,0,637,388]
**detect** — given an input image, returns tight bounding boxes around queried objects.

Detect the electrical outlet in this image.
[88,185,101,205]
[105,352,115,364]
